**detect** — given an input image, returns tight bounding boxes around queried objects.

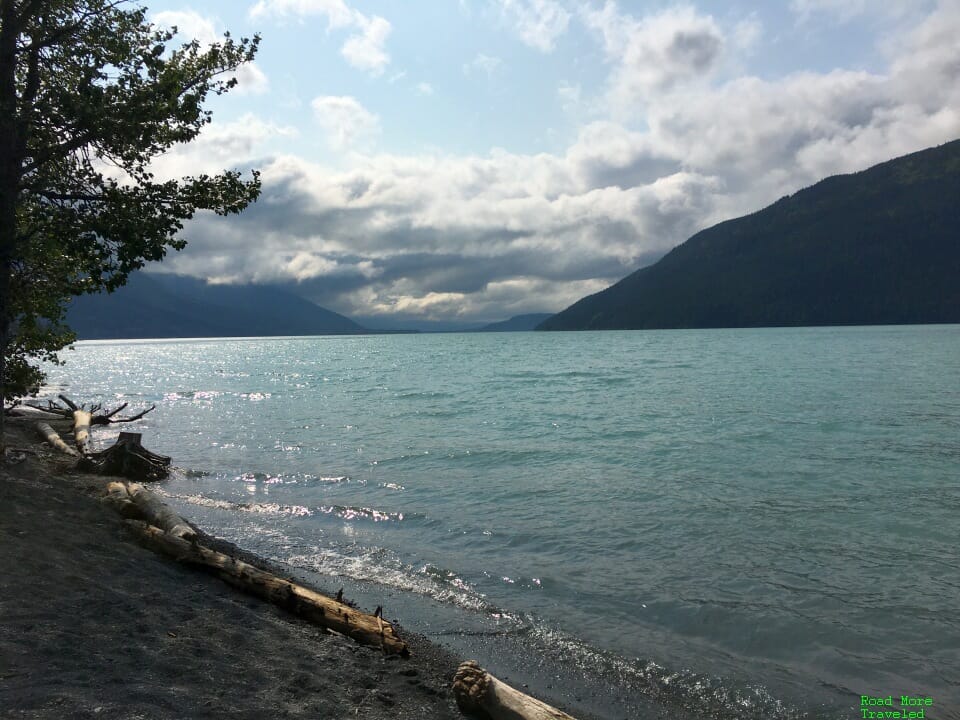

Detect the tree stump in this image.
[78,432,171,481]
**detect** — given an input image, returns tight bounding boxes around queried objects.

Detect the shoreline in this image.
[0,418,468,719]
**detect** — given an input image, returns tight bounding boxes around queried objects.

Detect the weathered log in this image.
[35,422,80,457]
[124,520,409,656]
[100,481,194,537]
[100,481,141,519]
[124,482,196,540]
[78,432,170,480]
[452,661,577,720]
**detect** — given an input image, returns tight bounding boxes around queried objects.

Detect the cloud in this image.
[311,96,381,151]
[249,0,391,76]
[789,0,921,24]
[249,0,355,25]
[151,9,270,94]
[158,144,714,321]
[463,53,504,77]
[152,9,218,43]
[557,81,581,112]
[416,82,435,96]
[496,0,571,52]
[148,113,297,181]
[732,15,762,52]
[583,3,725,110]
[155,4,960,323]
[340,14,391,75]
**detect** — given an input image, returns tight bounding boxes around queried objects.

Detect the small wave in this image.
[286,550,496,615]
[227,471,352,485]
[393,390,456,400]
[161,390,224,402]
[520,625,814,720]
[240,392,271,401]
[163,492,411,523]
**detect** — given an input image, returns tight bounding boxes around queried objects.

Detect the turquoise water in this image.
[43,326,960,719]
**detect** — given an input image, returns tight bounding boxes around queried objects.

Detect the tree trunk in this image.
[35,421,79,457]
[452,661,578,720]
[124,520,410,656]
[0,0,22,455]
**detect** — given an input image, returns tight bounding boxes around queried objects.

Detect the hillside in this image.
[475,313,553,332]
[540,140,960,330]
[66,272,367,339]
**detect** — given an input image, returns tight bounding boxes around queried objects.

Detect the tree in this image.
[0,0,262,447]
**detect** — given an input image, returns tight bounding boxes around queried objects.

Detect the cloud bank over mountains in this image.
[152,0,960,323]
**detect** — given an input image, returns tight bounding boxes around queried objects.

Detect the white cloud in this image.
[152,9,219,43]
[557,81,581,112]
[311,96,381,151]
[583,3,725,111]
[340,14,391,75]
[249,0,391,76]
[152,9,270,94]
[233,62,271,95]
[249,0,356,25]
[790,0,920,24]
[416,82,435,96]
[732,14,762,52]
[496,0,571,52]
[463,53,504,77]
[148,113,297,181]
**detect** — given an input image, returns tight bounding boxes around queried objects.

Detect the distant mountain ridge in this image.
[67,272,367,339]
[540,139,960,331]
[475,313,553,332]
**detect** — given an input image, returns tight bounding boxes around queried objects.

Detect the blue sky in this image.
[140,0,960,326]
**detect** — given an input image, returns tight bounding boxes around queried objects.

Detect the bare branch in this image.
[58,394,79,410]
[24,401,70,417]
[109,404,156,423]
[103,402,128,418]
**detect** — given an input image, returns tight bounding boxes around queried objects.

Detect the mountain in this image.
[66,272,367,339]
[350,316,484,333]
[475,313,554,332]
[540,140,960,331]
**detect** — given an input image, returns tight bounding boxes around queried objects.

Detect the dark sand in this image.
[0,418,466,719]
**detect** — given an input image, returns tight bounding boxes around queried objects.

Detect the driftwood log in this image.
[101,481,196,540]
[124,520,409,656]
[78,432,170,481]
[101,482,141,519]
[453,661,577,720]
[36,422,80,457]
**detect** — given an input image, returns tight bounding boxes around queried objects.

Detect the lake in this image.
[42,325,960,719]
